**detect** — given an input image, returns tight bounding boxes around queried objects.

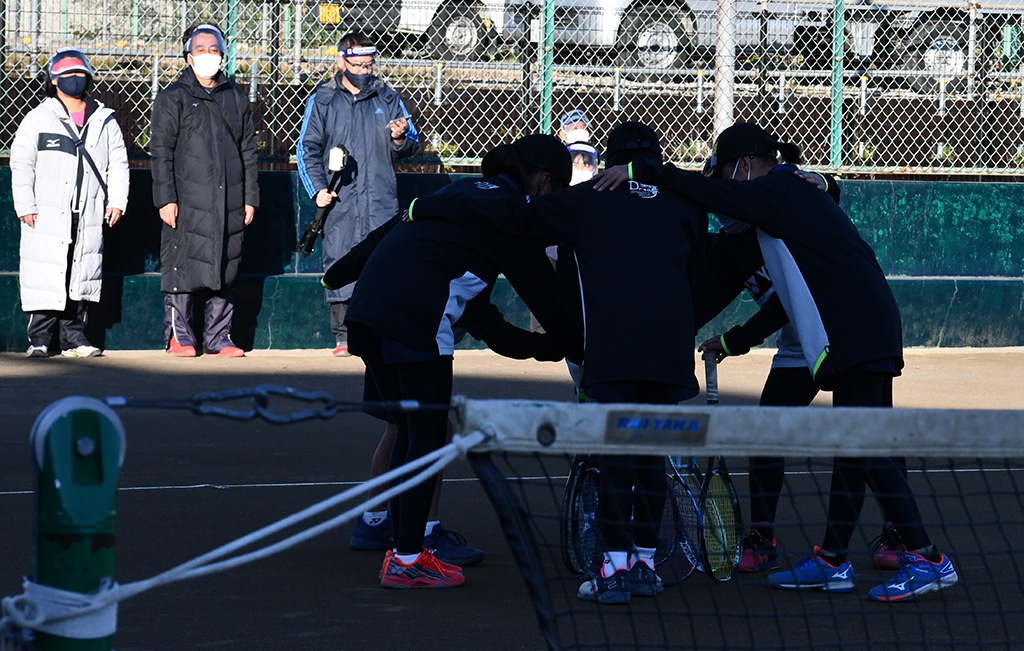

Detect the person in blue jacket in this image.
[297,31,418,357]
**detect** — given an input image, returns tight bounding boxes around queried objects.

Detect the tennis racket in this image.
[560,456,602,575]
[697,356,743,581]
[660,457,702,585]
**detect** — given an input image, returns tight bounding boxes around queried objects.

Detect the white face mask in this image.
[564,127,590,144]
[192,53,222,80]
[570,168,595,186]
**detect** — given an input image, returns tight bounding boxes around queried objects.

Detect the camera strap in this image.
[58,118,108,207]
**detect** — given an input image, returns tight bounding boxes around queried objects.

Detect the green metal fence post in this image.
[29,397,126,650]
[539,0,554,134]
[829,0,845,168]
[225,0,238,82]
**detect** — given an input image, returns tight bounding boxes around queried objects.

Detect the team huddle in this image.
[321,115,959,604]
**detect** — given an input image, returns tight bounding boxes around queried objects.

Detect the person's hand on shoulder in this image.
[592,164,629,192]
[793,169,826,192]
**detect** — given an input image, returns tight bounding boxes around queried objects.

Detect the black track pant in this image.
[821,368,929,553]
[747,366,820,525]
[351,326,453,556]
[587,381,693,552]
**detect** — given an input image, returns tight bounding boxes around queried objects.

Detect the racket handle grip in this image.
[704,355,719,406]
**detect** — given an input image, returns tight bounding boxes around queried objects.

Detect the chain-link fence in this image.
[4,0,1024,173]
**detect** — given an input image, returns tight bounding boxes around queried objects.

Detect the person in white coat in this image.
[11,48,129,358]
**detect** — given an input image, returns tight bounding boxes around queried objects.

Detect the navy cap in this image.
[604,121,660,168]
[559,109,590,128]
[515,134,573,187]
[705,123,779,177]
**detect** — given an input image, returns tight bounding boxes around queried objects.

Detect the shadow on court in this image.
[1,348,1023,650]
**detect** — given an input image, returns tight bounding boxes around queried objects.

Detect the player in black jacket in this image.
[410,122,708,604]
[595,122,958,603]
[324,135,583,590]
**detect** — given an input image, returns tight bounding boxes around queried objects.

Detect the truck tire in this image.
[618,4,695,72]
[901,20,969,93]
[427,3,492,61]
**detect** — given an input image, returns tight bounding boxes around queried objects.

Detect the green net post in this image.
[538,0,554,134]
[29,397,126,650]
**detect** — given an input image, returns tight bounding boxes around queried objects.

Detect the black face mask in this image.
[343,69,374,90]
[56,75,87,98]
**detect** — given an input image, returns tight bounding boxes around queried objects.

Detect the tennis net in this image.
[454,398,1024,651]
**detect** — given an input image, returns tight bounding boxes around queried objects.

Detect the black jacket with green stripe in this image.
[629,158,902,385]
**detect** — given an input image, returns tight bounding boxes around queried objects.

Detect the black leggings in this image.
[588,381,692,551]
[748,366,820,525]
[821,369,929,553]
[352,327,453,556]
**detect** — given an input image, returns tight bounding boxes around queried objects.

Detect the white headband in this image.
[341,46,376,58]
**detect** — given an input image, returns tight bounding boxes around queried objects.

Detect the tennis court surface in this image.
[2,348,1023,650]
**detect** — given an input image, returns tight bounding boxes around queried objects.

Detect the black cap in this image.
[705,122,779,177]
[515,134,573,187]
[605,121,661,167]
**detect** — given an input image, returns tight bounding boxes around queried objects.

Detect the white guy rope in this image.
[0,430,488,638]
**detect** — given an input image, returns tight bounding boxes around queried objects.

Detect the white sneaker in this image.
[26,345,48,358]
[62,345,102,358]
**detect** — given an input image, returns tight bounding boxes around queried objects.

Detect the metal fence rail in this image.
[4,0,1024,174]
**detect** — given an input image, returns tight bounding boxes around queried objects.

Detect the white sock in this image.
[602,551,629,576]
[362,510,388,526]
[631,546,656,570]
[396,551,421,565]
[424,520,441,537]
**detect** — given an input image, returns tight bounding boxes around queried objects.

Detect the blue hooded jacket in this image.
[297,72,418,301]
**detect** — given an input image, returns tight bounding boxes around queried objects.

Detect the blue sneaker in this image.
[868,552,958,602]
[578,568,631,604]
[628,561,664,597]
[350,513,394,551]
[767,547,856,592]
[424,526,484,566]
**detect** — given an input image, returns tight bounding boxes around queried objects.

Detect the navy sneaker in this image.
[424,526,484,566]
[767,547,856,592]
[578,568,631,604]
[868,552,958,602]
[350,513,394,551]
[628,561,664,597]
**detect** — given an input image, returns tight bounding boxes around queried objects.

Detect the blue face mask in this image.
[56,75,87,98]
[343,69,374,90]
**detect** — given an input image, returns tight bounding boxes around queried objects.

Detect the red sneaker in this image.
[332,343,351,357]
[380,549,464,589]
[871,525,906,570]
[168,336,196,357]
[738,530,780,573]
[213,345,245,357]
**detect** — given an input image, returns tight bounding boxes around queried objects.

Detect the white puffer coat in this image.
[11,97,129,312]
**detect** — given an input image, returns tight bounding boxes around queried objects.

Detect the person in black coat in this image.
[324,134,583,590]
[595,122,958,603]
[150,23,259,358]
[410,122,708,604]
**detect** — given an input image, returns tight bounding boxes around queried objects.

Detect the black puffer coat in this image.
[151,67,259,293]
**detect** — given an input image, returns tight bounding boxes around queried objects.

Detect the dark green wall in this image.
[2,167,1022,351]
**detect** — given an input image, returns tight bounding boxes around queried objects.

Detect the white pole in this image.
[714,0,737,139]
